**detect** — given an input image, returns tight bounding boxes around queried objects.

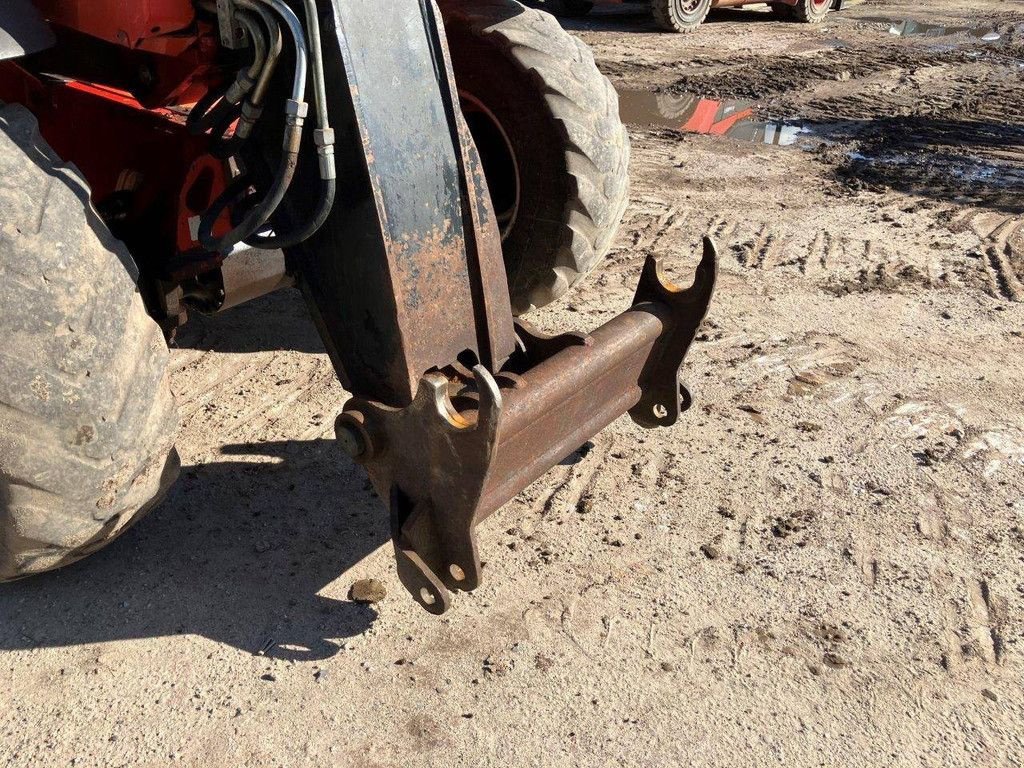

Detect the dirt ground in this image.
[3,1,1024,766]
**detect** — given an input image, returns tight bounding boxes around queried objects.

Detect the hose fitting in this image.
[236,100,264,140]
[283,99,309,154]
[224,70,257,106]
[314,128,337,180]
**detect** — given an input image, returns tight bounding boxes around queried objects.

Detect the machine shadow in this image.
[0,439,386,661]
[173,287,328,355]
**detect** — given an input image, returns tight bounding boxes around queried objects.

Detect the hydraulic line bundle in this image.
[190,0,336,255]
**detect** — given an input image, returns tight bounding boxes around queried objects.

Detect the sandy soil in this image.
[3,1,1023,766]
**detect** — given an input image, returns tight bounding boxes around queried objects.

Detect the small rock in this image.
[350,578,387,604]
[660,661,676,673]
[700,544,722,560]
[982,689,998,703]
[260,673,276,682]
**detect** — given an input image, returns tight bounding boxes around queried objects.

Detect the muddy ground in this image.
[3,1,1023,766]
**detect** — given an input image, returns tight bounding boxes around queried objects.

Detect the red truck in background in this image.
[545,0,842,32]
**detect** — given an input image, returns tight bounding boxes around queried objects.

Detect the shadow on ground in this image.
[0,438,386,662]
[174,287,327,355]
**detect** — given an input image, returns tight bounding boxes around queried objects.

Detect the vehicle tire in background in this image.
[788,0,831,23]
[0,103,180,581]
[441,0,630,314]
[651,0,713,33]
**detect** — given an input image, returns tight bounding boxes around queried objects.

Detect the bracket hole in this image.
[652,404,669,419]
[449,564,466,582]
[419,587,436,606]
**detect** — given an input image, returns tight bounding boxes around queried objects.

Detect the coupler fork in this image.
[336,239,716,613]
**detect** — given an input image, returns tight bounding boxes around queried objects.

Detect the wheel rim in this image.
[459,91,521,241]
[676,0,705,14]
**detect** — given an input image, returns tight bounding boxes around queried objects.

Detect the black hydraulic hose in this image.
[185,86,225,135]
[187,9,265,137]
[244,178,335,249]
[235,0,284,140]
[246,0,337,249]
[207,13,270,159]
[198,173,257,235]
[199,0,311,253]
[209,102,246,159]
[199,100,307,252]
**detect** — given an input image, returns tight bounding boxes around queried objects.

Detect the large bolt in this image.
[335,412,368,460]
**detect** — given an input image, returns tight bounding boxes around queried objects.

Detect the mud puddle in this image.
[617,89,811,147]
[882,18,1001,43]
[848,149,1024,190]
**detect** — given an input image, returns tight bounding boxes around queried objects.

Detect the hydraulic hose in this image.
[232,0,280,118]
[187,7,265,136]
[246,0,337,249]
[200,0,311,254]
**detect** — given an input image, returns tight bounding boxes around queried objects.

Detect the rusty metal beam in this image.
[288,0,516,407]
[339,240,717,613]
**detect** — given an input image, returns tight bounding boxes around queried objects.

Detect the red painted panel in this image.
[34,0,196,49]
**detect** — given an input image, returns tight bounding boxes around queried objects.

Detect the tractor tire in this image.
[0,103,180,581]
[547,0,594,17]
[788,0,831,23]
[651,0,713,33]
[441,0,630,314]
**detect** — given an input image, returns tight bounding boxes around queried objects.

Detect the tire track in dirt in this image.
[967,578,1005,666]
[949,212,1024,301]
[665,45,974,104]
[983,216,1024,302]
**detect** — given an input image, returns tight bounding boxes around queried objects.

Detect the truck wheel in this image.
[651,0,712,33]
[441,0,630,314]
[788,0,830,23]
[0,103,179,581]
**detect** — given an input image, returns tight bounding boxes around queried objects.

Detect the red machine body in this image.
[0,0,228,273]
[34,0,199,52]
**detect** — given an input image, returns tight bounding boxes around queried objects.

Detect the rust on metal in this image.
[340,239,718,613]
[293,0,515,409]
